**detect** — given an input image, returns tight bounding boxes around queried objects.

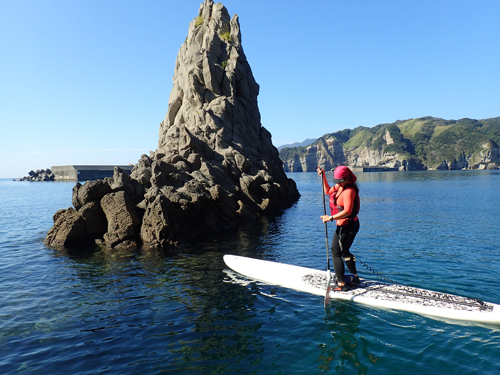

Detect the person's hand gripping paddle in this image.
[320,169,332,307]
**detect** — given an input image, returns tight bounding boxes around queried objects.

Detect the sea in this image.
[1,170,500,374]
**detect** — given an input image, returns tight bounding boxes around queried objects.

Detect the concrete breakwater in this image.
[17,165,134,181]
[51,165,134,181]
[17,169,55,181]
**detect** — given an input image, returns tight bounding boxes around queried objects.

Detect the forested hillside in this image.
[279,117,500,172]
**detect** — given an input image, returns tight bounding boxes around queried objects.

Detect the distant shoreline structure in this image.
[52,165,134,181]
[351,166,398,173]
[15,163,498,181]
[16,165,134,181]
[288,165,498,173]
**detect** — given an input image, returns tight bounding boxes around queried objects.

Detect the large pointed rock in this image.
[44,0,300,250]
[144,0,299,248]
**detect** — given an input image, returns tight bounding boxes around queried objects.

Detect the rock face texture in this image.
[280,117,500,171]
[44,0,300,250]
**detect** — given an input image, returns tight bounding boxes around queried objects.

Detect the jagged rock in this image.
[130,154,153,189]
[80,201,107,240]
[140,195,176,249]
[111,166,145,205]
[44,0,300,251]
[44,201,108,248]
[101,191,143,249]
[44,208,87,247]
[142,0,299,247]
[17,168,55,181]
[72,183,83,210]
[75,179,113,208]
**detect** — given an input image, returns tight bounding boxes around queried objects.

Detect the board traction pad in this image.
[302,273,493,312]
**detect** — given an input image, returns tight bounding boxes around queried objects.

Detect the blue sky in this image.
[1,0,499,178]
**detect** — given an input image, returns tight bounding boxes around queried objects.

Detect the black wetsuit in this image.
[331,219,359,284]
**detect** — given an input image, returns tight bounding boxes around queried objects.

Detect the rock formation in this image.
[17,169,55,181]
[280,117,500,171]
[44,0,300,250]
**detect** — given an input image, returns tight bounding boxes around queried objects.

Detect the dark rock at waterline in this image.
[44,0,300,251]
[45,167,146,249]
[46,208,86,247]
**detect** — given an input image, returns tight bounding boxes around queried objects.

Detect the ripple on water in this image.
[1,173,500,374]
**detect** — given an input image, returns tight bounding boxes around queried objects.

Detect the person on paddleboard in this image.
[317,165,360,291]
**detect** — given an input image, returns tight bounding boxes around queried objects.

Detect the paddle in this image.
[321,169,332,307]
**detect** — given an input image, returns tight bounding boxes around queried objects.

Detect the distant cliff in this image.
[280,117,500,171]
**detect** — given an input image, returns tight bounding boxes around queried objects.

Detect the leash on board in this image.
[355,256,487,308]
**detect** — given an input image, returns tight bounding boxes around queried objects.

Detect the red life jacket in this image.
[329,185,359,222]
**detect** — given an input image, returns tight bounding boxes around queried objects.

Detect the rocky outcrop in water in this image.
[280,117,500,171]
[17,169,55,181]
[44,0,300,250]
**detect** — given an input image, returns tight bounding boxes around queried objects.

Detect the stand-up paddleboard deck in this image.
[223,255,500,324]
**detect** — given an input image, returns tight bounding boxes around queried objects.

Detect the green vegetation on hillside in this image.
[343,128,373,149]
[279,116,500,169]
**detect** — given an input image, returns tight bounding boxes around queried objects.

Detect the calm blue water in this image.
[1,171,500,374]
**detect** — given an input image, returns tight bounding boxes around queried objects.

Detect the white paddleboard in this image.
[223,255,500,325]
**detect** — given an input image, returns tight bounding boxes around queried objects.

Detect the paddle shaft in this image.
[321,170,332,306]
[322,174,330,268]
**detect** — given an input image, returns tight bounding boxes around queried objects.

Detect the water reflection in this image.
[319,302,377,374]
[42,215,285,373]
[5,171,498,373]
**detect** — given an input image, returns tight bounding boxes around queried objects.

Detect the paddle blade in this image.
[324,270,332,307]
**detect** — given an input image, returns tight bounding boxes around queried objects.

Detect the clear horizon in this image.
[1,0,499,178]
